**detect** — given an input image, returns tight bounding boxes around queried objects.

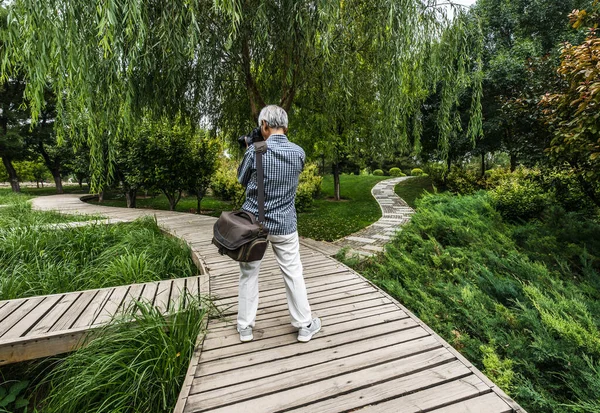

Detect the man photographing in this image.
[236,105,321,343]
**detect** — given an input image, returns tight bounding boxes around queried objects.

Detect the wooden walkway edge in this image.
[27,195,526,413]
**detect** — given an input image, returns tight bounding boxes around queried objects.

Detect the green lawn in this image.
[88,192,234,217]
[83,175,389,242]
[393,176,436,208]
[297,174,388,241]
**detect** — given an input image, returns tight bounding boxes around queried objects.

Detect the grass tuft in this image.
[38,297,208,413]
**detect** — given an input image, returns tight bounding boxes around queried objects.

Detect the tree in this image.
[3,0,484,189]
[185,131,219,213]
[541,6,600,207]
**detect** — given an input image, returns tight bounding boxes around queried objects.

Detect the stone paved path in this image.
[334,176,415,257]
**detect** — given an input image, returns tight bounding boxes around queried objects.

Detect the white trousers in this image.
[237,231,312,329]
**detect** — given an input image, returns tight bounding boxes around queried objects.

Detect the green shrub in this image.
[388,167,405,177]
[348,192,600,413]
[410,168,425,176]
[445,168,479,194]
[490,178,551,222]
[210,159,244,205]
[296,163,322,212]
[373,169,384,176]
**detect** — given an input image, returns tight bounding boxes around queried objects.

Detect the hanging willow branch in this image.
[1,0,482,189]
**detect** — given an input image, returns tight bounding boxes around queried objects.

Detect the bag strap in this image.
[254,141,268,223]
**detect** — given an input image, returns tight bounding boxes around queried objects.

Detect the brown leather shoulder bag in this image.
[212,141,269,262]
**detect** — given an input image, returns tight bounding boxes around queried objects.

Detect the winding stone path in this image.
[334,176,415,257]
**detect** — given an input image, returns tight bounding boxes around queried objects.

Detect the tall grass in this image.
[36,298,207,413]
[353,192,600,412]
[0,216,196,299]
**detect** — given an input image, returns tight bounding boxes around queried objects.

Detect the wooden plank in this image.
[154,280,174,313]
[220,289,386,318]
[49,290,98,332]
[350,375,492,413]
[203,303,401,348]
[209,295,393,331]
[168,277,188,311]
[92,286,130,326]
[195,327,433,394]
[0,297,46,337]
[196,319,420,376]
[428,392,514,413]
[200,311,408,361]
[192,336,442,409]
[26,293,80,336]
[1,295,63,339]
[0,300,28,323]
[184,349,459,413]
[138,281,159,306]
[117,283,145,314]
[71,288,113,329]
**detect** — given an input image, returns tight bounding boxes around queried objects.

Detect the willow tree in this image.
[2,0,482,190]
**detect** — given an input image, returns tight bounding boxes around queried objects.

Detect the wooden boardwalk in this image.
[27,195,525,412]
[0,276,201,365]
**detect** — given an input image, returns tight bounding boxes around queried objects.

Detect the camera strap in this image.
[255,141,268,224]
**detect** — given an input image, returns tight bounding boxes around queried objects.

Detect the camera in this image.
[237,127,264,149]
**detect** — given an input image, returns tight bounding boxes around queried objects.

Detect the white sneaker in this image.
[237,325,253,342]
[297,318,321,342]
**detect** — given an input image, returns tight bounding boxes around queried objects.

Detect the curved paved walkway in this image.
[20,194,524,413]
[334,176,415,257]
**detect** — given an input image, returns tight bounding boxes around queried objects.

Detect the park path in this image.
[334,176,415,257]
[22,194,525,413]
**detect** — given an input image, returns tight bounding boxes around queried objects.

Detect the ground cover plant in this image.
[296,174,388,241]
[351,191,600,412]
[0,215,196,299]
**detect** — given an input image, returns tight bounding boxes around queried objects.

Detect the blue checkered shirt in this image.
[238,134,305,235]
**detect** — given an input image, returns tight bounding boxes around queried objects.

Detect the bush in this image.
[210,159,245,205]
[388,167,405,177]
[490,177,551,222]
[296,163,322,212]
[410,168,425,176]
[373,169,384,176]
[445,168,479,194]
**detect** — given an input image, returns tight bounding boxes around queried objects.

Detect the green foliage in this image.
[39,299,207,413]
[410,168,425,176]
[372,169,384,176]
[295,163,322,213]
[489,176,551,222]
[352,192,600,412]
[0,192,91,226]
[210,158,245,207]
[0,216,196,299]
[388,167,405,177]
[0,380,29,412]
[445,167,479,194]
[14,159,50,184]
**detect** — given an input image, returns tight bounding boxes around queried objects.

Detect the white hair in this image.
[258,105,288,129]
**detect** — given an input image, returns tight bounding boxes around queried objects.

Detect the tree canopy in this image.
[2,0,483,189]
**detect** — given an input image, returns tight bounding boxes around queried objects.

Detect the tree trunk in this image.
[52,171,63,194]
[2,156,20,193]
[332,162,341,201]
[163,190,182,211]
[125,188,137,208]
[481,152,486,178]
[98,190,104,203]
[78,177,83,189]
[36,181,40,188]
[510,153,517,172]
